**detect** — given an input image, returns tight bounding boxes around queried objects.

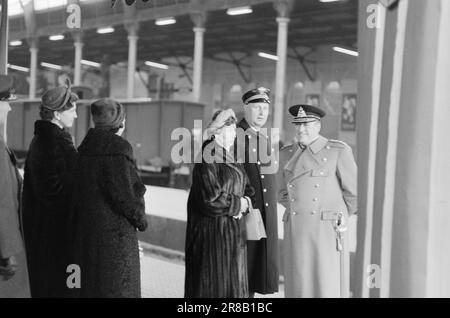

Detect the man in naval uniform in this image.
[278,104,357,298]
[235,87,279,297]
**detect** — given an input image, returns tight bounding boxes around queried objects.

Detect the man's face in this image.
[295,120,321,146]
[56,103,77,128]
[244,102,269,129]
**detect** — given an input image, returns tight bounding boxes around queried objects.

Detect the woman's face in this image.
[116,118,126,136]
[216,123,236,148]
[55,103,77,128]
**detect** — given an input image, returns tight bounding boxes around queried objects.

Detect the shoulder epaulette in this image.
[328,139,349,149]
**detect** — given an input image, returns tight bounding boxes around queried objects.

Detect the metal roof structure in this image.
[5,0,357,69]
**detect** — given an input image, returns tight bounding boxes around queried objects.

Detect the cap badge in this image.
[297,107,307,118]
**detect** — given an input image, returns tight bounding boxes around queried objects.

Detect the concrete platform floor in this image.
[140,245,285,298]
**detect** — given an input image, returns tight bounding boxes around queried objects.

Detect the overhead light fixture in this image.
[327,81,341,90]
[41,62,63,70]
[145,60,169,70]
[230,84,242,93]
[8,64,30,73]
[34,0,67,12]
[81,60,101,68]
[49,34,65,41]
[9,40,23,47]
[258,52,279,61]
[8,0,27,16]
[227,6,253,16]
[155,17,176,26]
[294,81,304,89]
[97,26,115,34]
[333,46,358,57]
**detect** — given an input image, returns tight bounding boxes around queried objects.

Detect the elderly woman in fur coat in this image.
[68,98,148,298]
[184,109,255,298]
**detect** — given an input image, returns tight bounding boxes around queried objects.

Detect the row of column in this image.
[16,0,293,129]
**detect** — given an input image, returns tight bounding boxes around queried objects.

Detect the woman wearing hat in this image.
[68,98,147,298]
[184,109,255,298]
[22,79,79,298]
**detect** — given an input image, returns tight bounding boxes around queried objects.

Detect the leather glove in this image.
[136,218,148,232]
[0,256,18,280]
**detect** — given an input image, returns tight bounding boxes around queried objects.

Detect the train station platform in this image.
[139,243,285,298]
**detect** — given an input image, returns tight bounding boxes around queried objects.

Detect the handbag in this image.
[244,199,267,241]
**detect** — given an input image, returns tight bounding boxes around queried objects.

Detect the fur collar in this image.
[78,128,133,160]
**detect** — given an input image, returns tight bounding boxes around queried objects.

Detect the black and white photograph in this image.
[0,0,450,304]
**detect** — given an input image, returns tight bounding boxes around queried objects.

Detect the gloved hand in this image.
[0,256,18,280]
[136,218,148,232]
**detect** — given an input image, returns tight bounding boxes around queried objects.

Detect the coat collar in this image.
[237,118,268,139]
[78,128,132,159]
[200,139,243,173]
[308,135,328,154]
[237,118,250,131]
[34,120,71,141]
[284,135,328,180]
[284,142,302,174]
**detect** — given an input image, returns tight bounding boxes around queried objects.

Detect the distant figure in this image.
[185,109,255,298]
[278,104,357,297]
[235,87,279,297]
[69,98,148,298]
[0,75,30,298]
[22,79,78,297]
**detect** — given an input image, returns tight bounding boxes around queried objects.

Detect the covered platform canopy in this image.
[5,0,357,67]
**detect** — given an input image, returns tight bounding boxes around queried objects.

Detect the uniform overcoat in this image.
[278,136,357,298]
[235,119,279,294]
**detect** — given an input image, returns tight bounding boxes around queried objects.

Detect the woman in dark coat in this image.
[22,80,78,298]
[69,98,147,298]
[185,109,255,298]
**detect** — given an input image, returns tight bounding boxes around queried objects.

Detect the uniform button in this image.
[326,146,331,150]
[311,211,317,215]
[313,198,318,202]
[320,171,324,176]
[275,161,278,165]
[271,148,275,152]
[261,175,265,179]
[263,189,267,193]
[289,184,293,188]
[292,212,298,215]
[289,149,293,152]
[291,199,295,202]
[253,148,257,152]
[322,158,328,162]
[315,184,320,188]
[265,203,269,207]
